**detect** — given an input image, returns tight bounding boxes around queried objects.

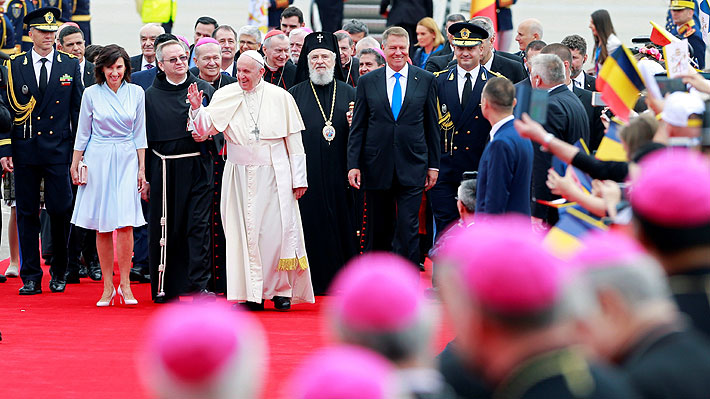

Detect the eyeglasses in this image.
[164,55,188,64]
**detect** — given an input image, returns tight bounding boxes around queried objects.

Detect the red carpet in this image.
[0,258,455,398]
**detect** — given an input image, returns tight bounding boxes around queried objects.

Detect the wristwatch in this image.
[540,133,554,152]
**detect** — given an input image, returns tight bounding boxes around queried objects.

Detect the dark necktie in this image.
[461,72,472,109]
[39,58,48,94]
[145,64,154,70]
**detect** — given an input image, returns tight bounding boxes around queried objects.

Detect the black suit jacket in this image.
[380,0,433,27]
[83,60,96,87]
[1,51,83,164]
[426,52,454,73]
[496,50,524,65]
[583,72,596,91]
[573,85,604,152]
[348,65,439,189]
[489,53,527,83]
[532,85,590,222]
[130,54,142,73]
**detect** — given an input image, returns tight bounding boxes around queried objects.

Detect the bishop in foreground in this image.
[189,50,315,310]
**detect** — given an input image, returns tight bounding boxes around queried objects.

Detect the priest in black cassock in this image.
[145,40,216,302]
[289,32,358,294]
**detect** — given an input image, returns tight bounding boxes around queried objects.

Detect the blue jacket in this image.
[475,118,533,216]
[131,68,158,91]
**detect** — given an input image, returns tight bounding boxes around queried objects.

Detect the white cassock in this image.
[192,80,315,304]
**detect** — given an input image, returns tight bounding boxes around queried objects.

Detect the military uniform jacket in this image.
[1,50,83,164]
[435,66,494,183]
[6,0,32,52]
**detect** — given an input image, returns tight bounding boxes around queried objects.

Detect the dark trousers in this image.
[133,199,149,273]
[362,182,423,265]
[15,164,72,284]
[315,0,344,32]
[428,180,460,240]
[39,209,52,258]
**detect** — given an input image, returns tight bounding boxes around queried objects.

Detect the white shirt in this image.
[457,65,479,102]
[567,81,575,92]
[166,74,188,86]
[141,55,156,71]
[80,59,86,85]
[31,48,54,87]
[548,83,566,93]
[489,115,515,141]
[386,63,408,106]
[573,72,585,89]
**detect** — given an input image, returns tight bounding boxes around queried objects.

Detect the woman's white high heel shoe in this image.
[118,285,138,305]
[96,287,116,307]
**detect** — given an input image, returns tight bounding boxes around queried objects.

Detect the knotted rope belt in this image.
[152,149,201,297]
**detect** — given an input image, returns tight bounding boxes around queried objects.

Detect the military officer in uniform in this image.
[38,0,73,23]
[0,7,83,295]
[0,3,17,57]
[6,0,34,52]
[429,22,499,236]
[70,0,89,44]
[670,0,705,69]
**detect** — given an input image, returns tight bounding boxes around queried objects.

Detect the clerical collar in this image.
[265,60,280,71]
[166,74,188,86]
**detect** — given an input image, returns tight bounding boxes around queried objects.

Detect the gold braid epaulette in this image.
[488,70,507,79]
[433,68,452,77]
[6,53,36,125]
[57,50,76,58]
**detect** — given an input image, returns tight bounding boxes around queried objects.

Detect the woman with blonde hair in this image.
[413,17,445,68]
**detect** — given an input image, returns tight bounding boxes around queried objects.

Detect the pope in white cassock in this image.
[188,50,315,310]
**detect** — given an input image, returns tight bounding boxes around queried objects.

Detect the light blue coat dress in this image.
[71,82,148,232]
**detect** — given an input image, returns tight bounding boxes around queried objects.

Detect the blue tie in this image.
[391,72,402,120]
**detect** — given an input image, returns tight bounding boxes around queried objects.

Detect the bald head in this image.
[515,18,543,52]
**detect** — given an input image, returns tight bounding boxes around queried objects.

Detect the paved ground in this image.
[0,0,671,262]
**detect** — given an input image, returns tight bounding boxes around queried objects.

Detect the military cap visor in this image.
[448,22,489,48]
[24,7,61,32]
[670,0,695,10]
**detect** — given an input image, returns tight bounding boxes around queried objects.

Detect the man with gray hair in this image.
[573,232,710,398]
[528,53,589,227]
[236,25,262,61]
[288,27,308,64]
[145,39,216,302]
[263,30,296,89]
[469,16,527,83]
[131,23,166,71]
[289,32,357,294]
[342,19,369,45]
[335,31,358,87]
[355,35,380,57]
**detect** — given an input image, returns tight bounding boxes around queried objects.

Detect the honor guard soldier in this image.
[429,22,501,236]
[6,0,34,52]
[0,3,17,56]
[37,0,73,23]
[0,7,83,295]
[70,0,89,44]
[670,0,705,68]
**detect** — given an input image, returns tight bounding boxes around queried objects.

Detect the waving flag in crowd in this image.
[471,0,497,31]
[596,46,646,122]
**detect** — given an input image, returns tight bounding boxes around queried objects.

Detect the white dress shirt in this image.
[457,65,479,102]
[483,51,494,72]
[567,81,575,92]
[573,72,585,89]
[489,115,515,142]
[386,63,408,106]
[31,48,54,87]
[80,59,86,85]
[548,83,566,93]
[141,55,156,71]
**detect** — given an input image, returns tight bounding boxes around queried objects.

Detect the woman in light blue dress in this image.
[70,44,147,307]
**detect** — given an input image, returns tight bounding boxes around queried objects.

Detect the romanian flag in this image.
[544,206,609,259]
[596,46,646,122]
[471,0,497,32]
[595,118,628,162]
[650,20,678,47]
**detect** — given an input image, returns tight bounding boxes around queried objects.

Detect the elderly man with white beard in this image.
[188,50,315,311]
[288,32,358,295]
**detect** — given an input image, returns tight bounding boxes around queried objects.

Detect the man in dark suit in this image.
[528,53,589,227]
[131,23,165,72]
[347,26,439,266]
[430,22,493,236]
[561,34,596,91]
[476,77,533,216]
[0,7,83,295]
[471,16,527,83]
[335,31,359,87]
[380,0,433,54]
[542,43,604,152]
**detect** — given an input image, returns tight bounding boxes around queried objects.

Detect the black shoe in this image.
[78,265,89,278]
[64,269,81,284]
[88,262,102,281]
[194,289,217,301]
[130,267,150,283]
[0,274,6,283]
[154,295,171,304]
[272,296,291,310]
[19,280,42,295]
[49,278,66,293]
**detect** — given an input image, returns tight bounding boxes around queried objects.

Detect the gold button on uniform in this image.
[37,132,41,135]
[49,131,53,135]
[475,116,479,119]
[36,116,40,120]
[55,100,60,104]
[453,146,458,150]
[49,116,53,119]
[466,130,471,134]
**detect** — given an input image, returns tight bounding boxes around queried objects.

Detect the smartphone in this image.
[654,76,687,96]
[514,84,548,125]
[591,92,606,107]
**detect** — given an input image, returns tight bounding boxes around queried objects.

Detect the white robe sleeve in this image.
[285,132,307,188]
[189,106,215,138]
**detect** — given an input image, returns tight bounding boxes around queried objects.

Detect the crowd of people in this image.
[2,0,710,396]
